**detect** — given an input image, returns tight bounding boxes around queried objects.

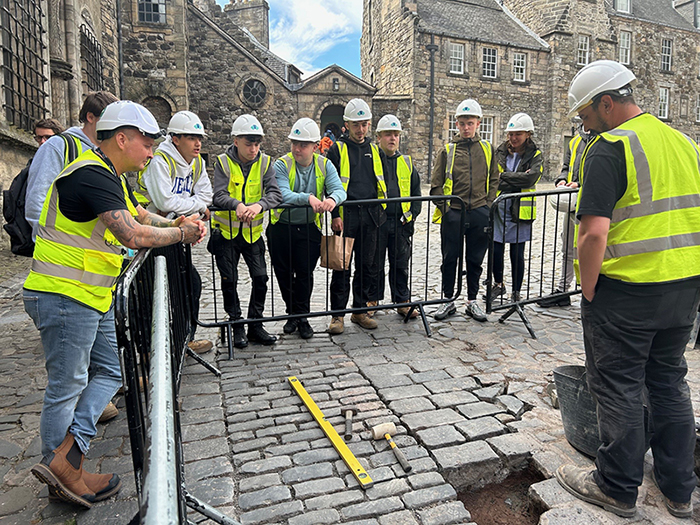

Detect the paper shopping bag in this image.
[320,232,354,271]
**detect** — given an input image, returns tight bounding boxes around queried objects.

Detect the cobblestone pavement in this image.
[1,192,699,524]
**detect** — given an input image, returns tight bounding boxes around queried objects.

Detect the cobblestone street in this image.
[1,196,699,524]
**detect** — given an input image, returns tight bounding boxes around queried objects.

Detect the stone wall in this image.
[224,0,270,49]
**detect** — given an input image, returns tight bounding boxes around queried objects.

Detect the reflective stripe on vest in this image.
[396,154,413,223]
[271,153,327,229]
[573,113,700,284]
[494,149,542,221]
[24,150,138,313]
[135,151,204,205]
[432,140,492,223]
[568,135,587,184]
[211,153,270,243]
[337,141,387,219]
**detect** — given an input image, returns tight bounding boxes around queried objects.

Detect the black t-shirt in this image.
[576,139,627,220]
[55,164,139,222]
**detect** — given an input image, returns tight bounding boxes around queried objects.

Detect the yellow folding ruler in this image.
[287,376,374,489]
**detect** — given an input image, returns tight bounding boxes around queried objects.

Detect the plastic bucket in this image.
[553,365,601,458]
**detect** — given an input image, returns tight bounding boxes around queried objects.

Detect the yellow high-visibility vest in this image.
[496,149,543,221]
[135,151,204,206]
[336,141,387,219]
[567,134,587,184]
[395,154,414,223]
[270,152,327,229]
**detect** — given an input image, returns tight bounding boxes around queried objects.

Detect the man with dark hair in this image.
[33,118,64,145]
[26,91,118,241]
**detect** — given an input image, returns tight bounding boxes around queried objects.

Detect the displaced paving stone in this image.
[495,394,526,418]
[238,485,292,510]
[381,385,431,402]
[456,401,505,419]
[401,408,465,431]
[416,425,466,448]
[288,508,341,525]
[422,377,478,394]
[417,500,472,525]
[293,477,345,498]
[341,496,405,520]
[282,463,334,484]
[429,391,478,408]
[487,433,533,469]
[239,456,292,475]
[402,483,457,509]
[239,500,304,524]
[472,385,505,402]
[407,472,445,490]
[528,478,576,511]
[455,417,507,441]
[239,473,281,493]
[432,441,501,488]
[389,396,435,415]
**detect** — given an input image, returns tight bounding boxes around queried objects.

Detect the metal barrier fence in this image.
[485,187,581,338]
[203,196,467,358]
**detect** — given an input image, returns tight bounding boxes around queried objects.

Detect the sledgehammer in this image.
[371,422,412,472]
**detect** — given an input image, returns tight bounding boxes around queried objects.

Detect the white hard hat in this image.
[96,100,162,138]
[567,60,636,118]
[548,192,577,214]
[288,117,321,142]
[231,114,264,136]
[168,110,207,136]
[376,114,403,133]
[343,99,372,122]
[455,99,483,119]
[505,112,534,133]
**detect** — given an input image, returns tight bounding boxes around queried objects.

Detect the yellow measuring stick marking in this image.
[287,376,374,489]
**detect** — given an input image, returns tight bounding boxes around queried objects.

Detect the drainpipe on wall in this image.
[426,34,438,182]
[117,0,124,97]
[63,0,81,125]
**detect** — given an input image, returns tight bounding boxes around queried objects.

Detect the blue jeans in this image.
[23,290,122,457]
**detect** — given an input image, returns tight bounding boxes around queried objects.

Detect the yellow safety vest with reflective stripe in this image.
[135,151,204,206]
[270,153,327,229]
[574,113,700,284]
[336,141,387,219]
[211,153,270,243]
[432,140,492,223]
[568,135,586,184]
[396,154,414,223]
[24,150,138,313]
[496,149,543,221]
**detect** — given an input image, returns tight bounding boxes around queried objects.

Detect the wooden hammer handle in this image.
[385,434,412,472]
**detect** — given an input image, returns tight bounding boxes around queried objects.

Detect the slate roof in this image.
[605,0,697,31]
[416,0,549,51]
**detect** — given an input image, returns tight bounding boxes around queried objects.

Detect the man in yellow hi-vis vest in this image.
[209,114,282,349]
[430,98,499,322]
[556,61,700,520]
[24,101,205,508]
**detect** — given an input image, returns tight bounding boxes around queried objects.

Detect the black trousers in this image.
[440,206,489,301]
[492,241,526,293]
[208,230,268,323]
[267,222,321,315]
[371,215,413,303]
[582,276,700,505]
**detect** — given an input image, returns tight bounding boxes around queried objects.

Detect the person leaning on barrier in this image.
[370,114,422,319]
[430,98,498,322]
[209,114,282,349]
[490,113,543,303]
[24,100,206,508]
[33,118,64,146]
[138,110,214,354]
[555,60,700,520]
[268,118,346,339]
[326,98,387,334]
[537,117,591,308]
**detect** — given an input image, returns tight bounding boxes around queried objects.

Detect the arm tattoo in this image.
[140,212,175,228]
[99,209,180,249]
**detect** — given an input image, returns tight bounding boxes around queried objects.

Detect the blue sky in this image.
[215,0,362,78]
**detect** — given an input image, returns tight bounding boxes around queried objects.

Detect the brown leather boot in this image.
[31,433,95,508]
[49,469,121,503]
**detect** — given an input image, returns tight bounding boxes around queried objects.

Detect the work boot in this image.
[465,301,487,322]
[556,465,637,518]
[283,318,298,334]
[327,316,344,335]
[511,291,521,303]
[247,324,277,345]
[50,469,121,503]
[482,282,506,301]
[396,301,419,319]
[366,301,378,318]
[31,433,95,508]
[187,339,213,354]
[97,401,118,424]
[536,289,571,308]
[297,318,314,339]
[233,325,248,349]
[434,301,456,320]
[652,469,693,518]
[350,313,378,329]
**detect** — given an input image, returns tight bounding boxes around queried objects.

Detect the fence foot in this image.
[418,304,432,337]
[498,304,537,339]
[184,489,241,525]
[186,348,222,377]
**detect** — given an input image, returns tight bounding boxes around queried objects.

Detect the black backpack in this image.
[3,135,80,256]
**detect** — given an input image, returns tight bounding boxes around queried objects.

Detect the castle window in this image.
[448,110,458,136]
[138,0,166,24]
[658,87,669,120]
[695,94,700,123]
[482,47,497,78]
[661,38,672,72]
[449,43,465,74]
[0,0,48,132]
[577,36,590,66]
[242,79,267,108]
[480,116,494,143]
[513,52,527,82]
[615,0,631,13]
[618,31,631,65]
[80,25,104,92]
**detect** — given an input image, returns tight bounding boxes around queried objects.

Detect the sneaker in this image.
[483,283,506,301]
[233,325,248,349]
[651,469,693,518]
[465,301,487,322]
[283,318,298,334]
[327,316,345,335]
[556,465,636,518]
[536,289,571,308]
[298,319,314,339]
[396,301,419,319]
[97,402,118,423]
[366,301,378,318]
[187,339,213,354]
[247,324,277,345]
[434,301,456,320]
[350,313,378,329]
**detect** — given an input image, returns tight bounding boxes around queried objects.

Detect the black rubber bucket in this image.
[553,365,601,458]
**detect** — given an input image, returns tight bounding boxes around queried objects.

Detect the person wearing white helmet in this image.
[555,60,700,520]
[370,114,422,319]
[24,100,206,509]
[489,112,543,304]
[326,98,387,334]
[267,118,346,339]
[210,114,282,349]
[431,98,498,322]
[138,109,214,354]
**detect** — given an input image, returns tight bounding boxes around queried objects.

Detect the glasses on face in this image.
[34,134,53,144]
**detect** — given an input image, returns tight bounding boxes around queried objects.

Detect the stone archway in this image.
[141,96,172,129]
[320,104,344,139]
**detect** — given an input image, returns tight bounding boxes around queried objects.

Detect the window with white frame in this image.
[577,36,590,66]
[661,39,672,71]
[480,116,494,143]
[513,52,527,82]
[658,87,670,119]
[449,43,465,74]
[695,94,700,122]
[448,111,458,136]
[482,47,497,78]
[618,31,631,65]
[615,0,631,13]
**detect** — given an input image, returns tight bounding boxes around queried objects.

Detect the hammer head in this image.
[371,422,397,440]
[342,406,358,416]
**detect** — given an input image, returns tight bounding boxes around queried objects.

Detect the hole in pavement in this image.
[457,466,545,525]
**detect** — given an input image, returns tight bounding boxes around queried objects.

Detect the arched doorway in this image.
[141,96,172,129]
[320,105,344,139]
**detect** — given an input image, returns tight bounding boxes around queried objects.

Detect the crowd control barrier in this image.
[115,246,236,524]
[203,196,467,358]
[484,187,581,338]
